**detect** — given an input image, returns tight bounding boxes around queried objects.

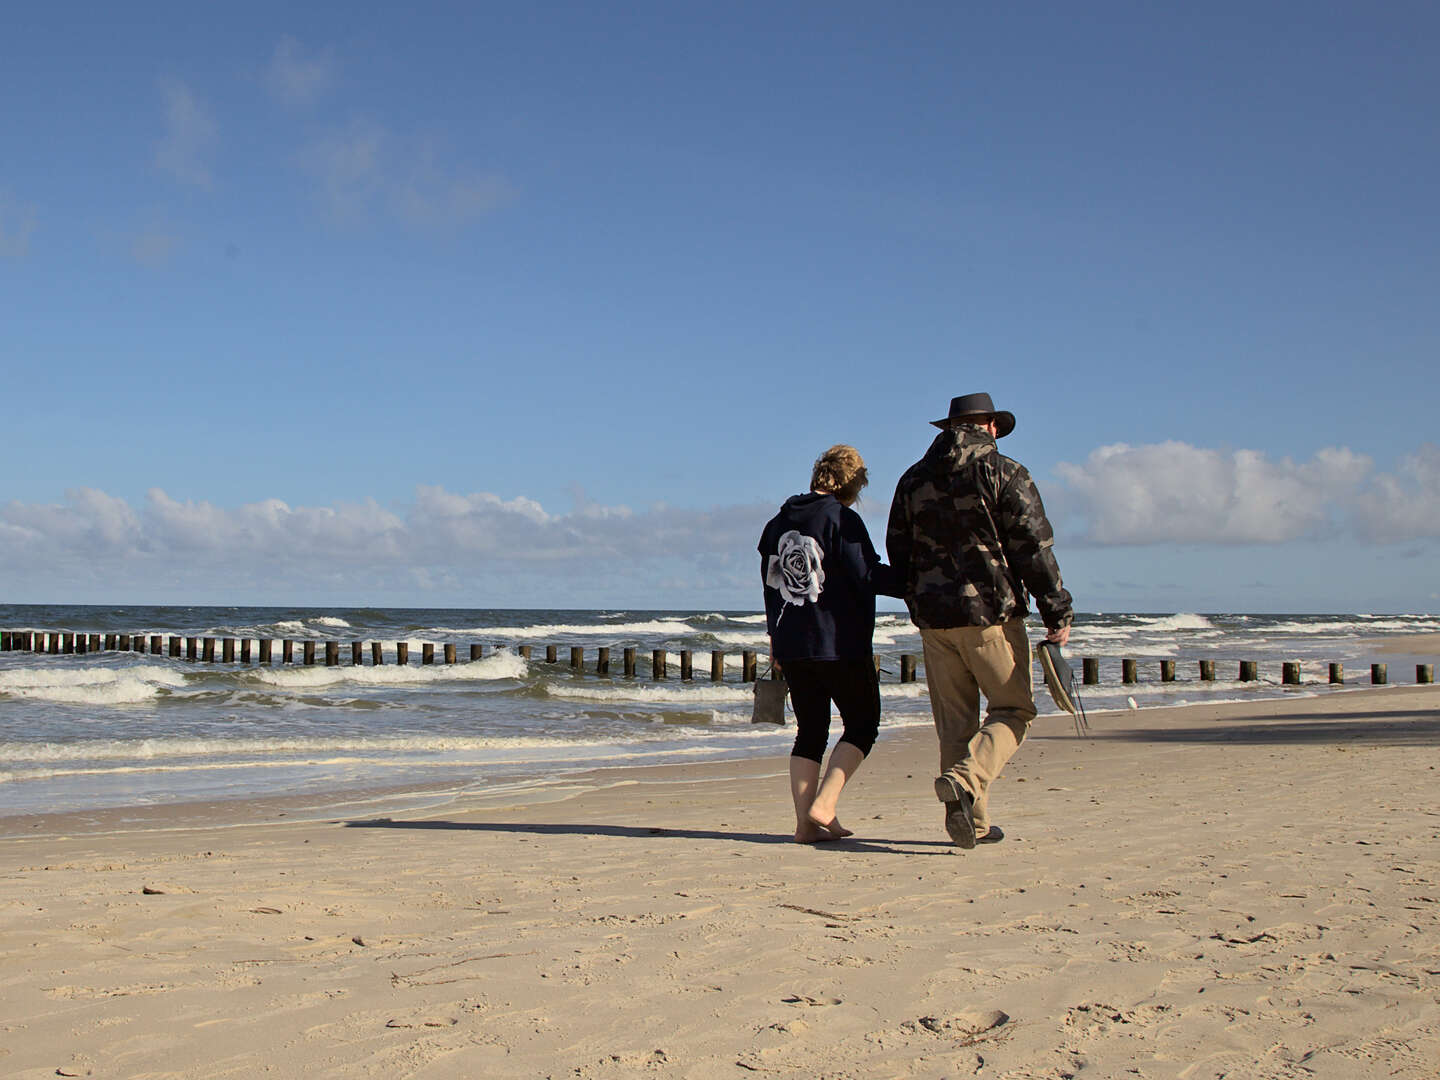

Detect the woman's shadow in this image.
[343,818,956,855]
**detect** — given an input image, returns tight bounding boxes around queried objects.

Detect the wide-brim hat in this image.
[931,392,1016,437]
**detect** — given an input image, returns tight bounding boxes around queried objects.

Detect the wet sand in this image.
[1361,632,1440,656]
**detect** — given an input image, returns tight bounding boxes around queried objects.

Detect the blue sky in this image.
[3,2,1437,612]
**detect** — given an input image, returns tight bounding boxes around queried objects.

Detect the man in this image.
[886,392,1073,849]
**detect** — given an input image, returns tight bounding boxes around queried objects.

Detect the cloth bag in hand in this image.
[751,669,789,724]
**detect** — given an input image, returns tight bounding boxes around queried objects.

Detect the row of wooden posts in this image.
[0,630,792,682]
[1,629,1434,686]
[1091,657,1434,686]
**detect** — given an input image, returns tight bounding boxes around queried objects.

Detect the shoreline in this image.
[1359,631,1440,656]
[2,684,1435,1077]
[1,680,1426,842]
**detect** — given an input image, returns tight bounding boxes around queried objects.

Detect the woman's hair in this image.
[811,444,869,504]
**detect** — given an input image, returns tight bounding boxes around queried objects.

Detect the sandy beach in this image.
[1361,633,1440,658]
[2,685,1437,1079]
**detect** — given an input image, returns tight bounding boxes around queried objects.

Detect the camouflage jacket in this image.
[886,424,1073,631]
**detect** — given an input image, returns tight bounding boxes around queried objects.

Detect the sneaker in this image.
[934,775,976,849]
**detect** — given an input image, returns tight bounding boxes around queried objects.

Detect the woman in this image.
[758,444,898,843]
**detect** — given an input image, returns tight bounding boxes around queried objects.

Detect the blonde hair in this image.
[810,444,869,505]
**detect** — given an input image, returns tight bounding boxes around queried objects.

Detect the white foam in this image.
[545,683,751,705]
[312,616,352,629]
[1124,613,1217,632]
[417,619,699,641]
[708,631,772,647]
[0,665,188,706]
[1257,618,1427,635]
[246,651,527,689]
[0,732,595,766]
[879,683,930,700]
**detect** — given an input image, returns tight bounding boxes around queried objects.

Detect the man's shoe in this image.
[934,775,976,849]
[976,825,1004,844]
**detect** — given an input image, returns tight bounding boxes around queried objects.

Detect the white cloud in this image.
[393,143,514,226]
[298,118,387,220]
[0,190,38,257]
[299,122,512,227]
[1352,444,1440,543]
[1053,441,1439,545]
[0,486,768,604]
[155,80,217,188]
[263,35,336,105]
[131,229,181,267]
[2,488,143,550]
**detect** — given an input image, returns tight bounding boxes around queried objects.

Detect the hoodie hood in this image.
[923,424,996,476]
[782,492,834,512]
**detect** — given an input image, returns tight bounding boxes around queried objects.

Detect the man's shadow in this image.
[344,818,956,856]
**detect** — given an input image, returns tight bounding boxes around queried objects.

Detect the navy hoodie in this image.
[758,493,898,663]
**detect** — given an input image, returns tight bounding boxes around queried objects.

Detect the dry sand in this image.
[2,686,1438,1079]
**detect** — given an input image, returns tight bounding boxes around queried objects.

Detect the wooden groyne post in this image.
[7,630,1437,693]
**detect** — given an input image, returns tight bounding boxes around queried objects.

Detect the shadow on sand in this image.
[343,818,957,856]
[1095,707,1440,748]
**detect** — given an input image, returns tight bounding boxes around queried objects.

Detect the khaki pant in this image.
[921,618,1036,836]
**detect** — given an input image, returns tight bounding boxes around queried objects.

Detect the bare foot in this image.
[806,808,854,838]
[793,822,846,843]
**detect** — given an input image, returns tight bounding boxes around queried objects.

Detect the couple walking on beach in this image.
[758,392,1073,848]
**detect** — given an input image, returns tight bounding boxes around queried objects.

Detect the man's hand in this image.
[1045,625,1071,647]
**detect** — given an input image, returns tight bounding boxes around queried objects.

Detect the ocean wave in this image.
[245,652,527,689]
[542,676,932,707]
[545,683,751,705]
[0,665,188,705]
[0,731,618,767]
[1254,618,1433,635]
[879,684,931,700]
[423,619,701,641]
[706,631,773,647]
[1120,613,1218,632]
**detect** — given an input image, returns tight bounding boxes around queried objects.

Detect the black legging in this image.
[781,657,881,763]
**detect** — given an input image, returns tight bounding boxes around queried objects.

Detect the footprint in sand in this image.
[781,994,842,1007]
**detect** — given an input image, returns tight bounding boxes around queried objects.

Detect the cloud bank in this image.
[299,121,512,227]
[5,443,1435,605]
[0,485,767,605]
[263,36,336,106]
[1053,442,1440,545]
[155,80,217,188]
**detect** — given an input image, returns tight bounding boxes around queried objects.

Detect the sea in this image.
[1,605,1436,820]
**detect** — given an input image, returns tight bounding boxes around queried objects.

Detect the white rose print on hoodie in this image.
[766,530,825,620]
